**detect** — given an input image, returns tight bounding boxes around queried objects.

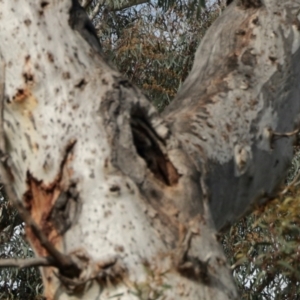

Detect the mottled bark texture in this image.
[164,0,300,230]
[0,0,299,299]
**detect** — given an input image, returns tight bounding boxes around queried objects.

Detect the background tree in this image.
[222,150,300,299]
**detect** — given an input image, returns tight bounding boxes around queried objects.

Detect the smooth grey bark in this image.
[164,0,300,230]
[0,0,299,299]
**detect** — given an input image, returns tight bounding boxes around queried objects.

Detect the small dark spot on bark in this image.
[241,48,256,67]
[216,257,226,266]
[62,72,71,80]
[114,245,124,252]
[274,159,279,168]
[75,79,86,89]
[41,1,49,8]
[23,72,34,84]
[109,185,120,192]
[13,89,25,101]
[47,52,54,62]
[104,158,109,168]
[235,29,246,35]
[21,150,27,161]
[226,54,238,70]
[226,123,232,132]
[245,73,251,79]
[150,188,159,200]
[24,19,31,26]
[112,82,119,89]
[104,211,112,217]
[250,98,258,107]
[269,56,277,64]
[102,78,108,85]
[24,133,32,149]
[252,16,259,25]
[205,121,214,129]
[29,113,37,130]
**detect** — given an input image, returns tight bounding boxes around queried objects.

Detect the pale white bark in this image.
[0,0,299,299]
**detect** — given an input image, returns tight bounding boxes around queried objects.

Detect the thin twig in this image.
[90,0,103,20]
[109,0,149,12]
[272,128,299,140]
[0,257,55,269]
[82,0,93,8]
[281,170,300,195]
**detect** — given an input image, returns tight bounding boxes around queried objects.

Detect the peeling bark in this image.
[0,0,299,299]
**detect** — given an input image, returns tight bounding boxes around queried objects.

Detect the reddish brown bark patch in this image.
[24,174,62,256]
[23,140,77,256]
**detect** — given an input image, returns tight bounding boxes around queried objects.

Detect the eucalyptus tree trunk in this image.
[0,0,299,299]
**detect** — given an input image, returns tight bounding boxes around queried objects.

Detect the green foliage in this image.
[0,194,43,300]
[222,153,300,299]
[156,0,206,17]
[97,3,220,110]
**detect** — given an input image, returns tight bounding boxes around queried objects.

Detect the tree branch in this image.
[0,257,55,269]
[90,0,103,20]
[81,0,93,8]
[163,0,300,230]
[108,0,149,12]
[85,0,149,18]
